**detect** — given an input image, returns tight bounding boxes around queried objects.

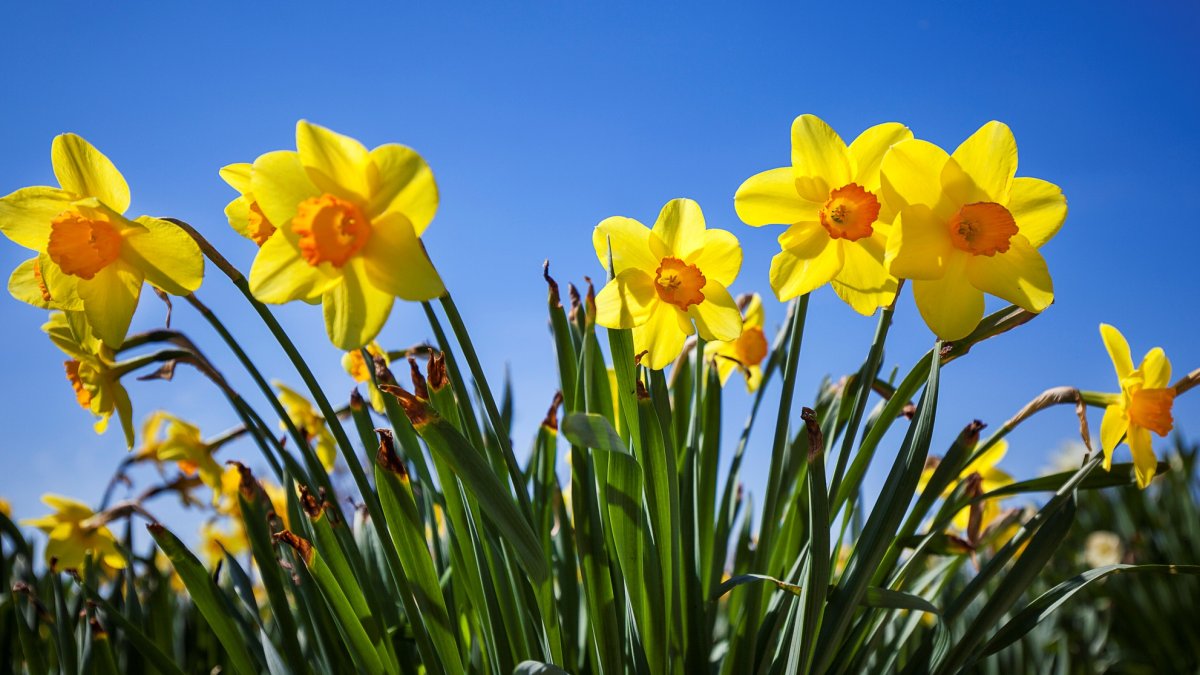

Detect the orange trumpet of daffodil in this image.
[592,198,743,370]
[734,114,910,314]
[244,121,445,349]
[219,163,277,246]
[705,293,768,392]
[880,121,1067,340]
[0,134,204,347]
[1098,324,1175,488]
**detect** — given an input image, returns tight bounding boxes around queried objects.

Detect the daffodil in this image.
[0,498,10,518]
[734,115,910,313]
[918,440,1013,532]
[879,121,1066,340]
[214,466,289,528]
[245,121,445,349]
[138,412,222,492]
[44,311,135,447]
[705,293,768,391]
[342,340,389,412]
[275,381,337,471]
[219,163,277,246]
[1098,324,1175,488]
[198,519,248,567]
[593,198,743,370]
[21,494,124,570]
[0,134,204,347]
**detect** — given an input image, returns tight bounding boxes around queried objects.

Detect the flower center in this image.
[247,201,277,246]
[1128,387,1175,436]
[64,360,92,409]
[819,183,880,241]
[654,257,706,311]
[292,194,371,267]
[47,208,122,279]
[948,202,1018,256]
[734,326,768,367]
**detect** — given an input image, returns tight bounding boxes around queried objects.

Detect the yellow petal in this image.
[1100,404,1128,461]
[9,256,80,310]
[321,259,395,350]
[1099,324,1134,381]
[219,163,254,195]
[1139,347,1172,390]
[224,195,253,240]
[594,270,657,329]
[912,256,983,341]
[0,186,75,250]
[249,230,339,304]
[252,150,321,232]
[593,216,658,275]
[743,293,764,329]
[880,139,951,213]
[949,121,1017,204]
[633,303,690,371]
[78,261,142,348]
[367,144,438,234]
[360,211,445,301]
[1127,425,1157,489]
[684,228,742,287]
[831,230,898,315]
[122,216,205,296]
[296,120,371,202]
[1007,177,1067,248]
[964,235,1053,312]
[769,223,842,301]
[885,205,953,280]
[114,382,135,449]
[51,134,131,213]
[848,122,913,192]
[790,115,852,199]
[650,198,707,259]
[966,439,1008,475]
[734,167,820,226]
[689,280,742,342]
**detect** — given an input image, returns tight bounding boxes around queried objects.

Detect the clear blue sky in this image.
[2,2,1198,539]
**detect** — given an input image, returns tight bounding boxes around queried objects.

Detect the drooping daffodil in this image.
[0,134,204,347]
[734,114,910,313]
[593,198,743,370]
[880,121,1067,340]
[245,121,445,349]
[198,519,248,567]
[705,293,768,392]
[1098,324,1175,488]
[21,494,124,570]
[44,311,135,447]
[138,412,222,492]
[918,440,1013,532]
[275,381,337,472]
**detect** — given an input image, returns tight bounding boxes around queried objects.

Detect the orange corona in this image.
[947,202,1018,256]
[47,208,122,279]
[654,257,706,310]
[292,194,371,267]
[819,183,880,241]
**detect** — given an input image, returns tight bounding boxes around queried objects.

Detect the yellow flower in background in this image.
[275,381,337,472]
[0,134,204,347]
[918,440,1014,532]
[138,412,222,491]
[1098,324,1175,488]
[342,340,389,413]
[705,293,768,392]
[198,519,248,567]
[1084,531,1124,567]
[245,121,445,349]
[734,114,910,313]
[44,311,135,447]
[21,494,124,570]
[0,498,10,518]
[880,121,1066,340]
[593,198,743,370]
[219,163,277,246]
[214,466,289,528]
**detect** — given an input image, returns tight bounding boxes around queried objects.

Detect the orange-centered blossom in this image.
[655,256,706,310]
[947,202,1018,256]
[729,325,768,368]
[1127,387,1175,436]
[245,201,277,246]
[819,183,880,241]
[47,208,122,279]
[292,194,371,267]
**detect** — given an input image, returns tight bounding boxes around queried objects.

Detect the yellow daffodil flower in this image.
[214,466,289,528]
[0,497,10,518]
[198,519,248,567]
[879,121,1067,340]
[342,340,389,413]
[1098,324,1175,488]
[0,134,204,347]
[219,163,277,246]
[274,381,337,472]
[138,412,222,492]
[44,311,135,447]
[734,114,910,313]
[245,121,445,349]
[918,440,1013,531]
[705,293,768,392]
[593,198,743,370]
[21,494,124,570]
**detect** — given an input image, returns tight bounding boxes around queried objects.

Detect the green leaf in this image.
[860,586,940,615]
[981,461,1170,500]
[513,660,571,674]
[561,412,627,455]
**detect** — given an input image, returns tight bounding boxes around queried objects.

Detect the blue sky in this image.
[1,2,1198,540]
